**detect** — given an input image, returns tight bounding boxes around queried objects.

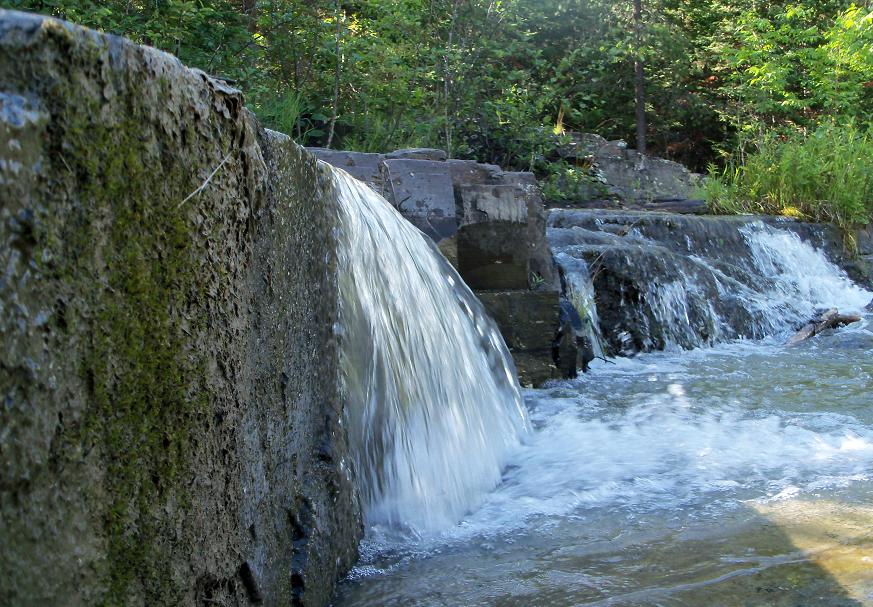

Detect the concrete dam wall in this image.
[0,11,360,606]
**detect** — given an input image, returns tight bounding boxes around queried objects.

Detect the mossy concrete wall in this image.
[0,11,360,606]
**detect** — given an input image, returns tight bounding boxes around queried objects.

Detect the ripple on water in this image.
[337,318,873,606]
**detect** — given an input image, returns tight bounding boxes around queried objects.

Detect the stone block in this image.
[477,287,564,387]
[307,148,384,192]
[385,148,447,161]
[502,172,560,291]
[437,234,458,267]
[382,158,457,241]
[510,350,560,387]
[447,159,502,186]
[457,184,527,226]
[475,290,560,351]
[457,222,530,290]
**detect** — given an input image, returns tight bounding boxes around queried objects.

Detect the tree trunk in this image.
[442,0,461,159]
[786,309,861,346]
[241,0,257,33]
[633,0,647,155]
[326,0,342,149]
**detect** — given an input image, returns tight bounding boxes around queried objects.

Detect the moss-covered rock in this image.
[0,10,360,606]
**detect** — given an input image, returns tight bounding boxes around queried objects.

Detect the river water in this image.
[335,316,873,606]
[331,184,873,606]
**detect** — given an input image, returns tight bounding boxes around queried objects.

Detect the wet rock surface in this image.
[312,148,567,386]
[0,11,360,607]
[549,209,870,356]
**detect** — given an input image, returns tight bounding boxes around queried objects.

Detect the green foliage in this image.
[713,2,872,132]
[4,0,872,197]
[253,89,326,143]
[540,159,609,205]
[705,122,873,232]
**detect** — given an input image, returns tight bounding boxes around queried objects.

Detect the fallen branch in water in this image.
[786,308,861,346]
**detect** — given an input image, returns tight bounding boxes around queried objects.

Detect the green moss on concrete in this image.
[2,12,362,606]
[38,41,209,603]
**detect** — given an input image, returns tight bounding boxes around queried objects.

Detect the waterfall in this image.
[548,211,871,353]
[555,252,605,360]
[330,165,530,533]
[740,222,871,314]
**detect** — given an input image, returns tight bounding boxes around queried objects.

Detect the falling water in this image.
[335,208,873,607]
[549,213,871,352]
[555,251,605,360]
[740,222,871,314]
[330,165,529,533]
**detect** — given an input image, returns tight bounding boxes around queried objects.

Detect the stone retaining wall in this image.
[309,147,569,386]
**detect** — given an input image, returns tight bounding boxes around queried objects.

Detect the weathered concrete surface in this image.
[457,184,527,225]
[0,11,360,607]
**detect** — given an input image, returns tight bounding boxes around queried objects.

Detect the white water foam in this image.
[355,334,873,560]
[741,222,872,313]
[331,166,529,533]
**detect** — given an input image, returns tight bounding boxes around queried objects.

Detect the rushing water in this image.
[333,167,528,532]
[548,212,871,353]
[334,206,873,606]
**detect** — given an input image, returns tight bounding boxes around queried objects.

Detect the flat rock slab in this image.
[382,158,457,241]
[385,148,447,161]
[447,159,503,186]
[308,148,384,191]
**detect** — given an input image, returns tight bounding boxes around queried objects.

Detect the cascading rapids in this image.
[329,165,529,533]
[548,211,871,353]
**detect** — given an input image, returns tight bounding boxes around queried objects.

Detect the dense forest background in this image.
[5,0,872,227]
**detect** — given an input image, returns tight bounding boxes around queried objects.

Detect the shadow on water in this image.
[332,496,872,607]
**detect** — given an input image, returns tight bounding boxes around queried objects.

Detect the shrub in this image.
[705,121,873,235]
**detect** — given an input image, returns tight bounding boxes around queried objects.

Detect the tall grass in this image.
[705,122,872,235]
[250,90,327,145]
